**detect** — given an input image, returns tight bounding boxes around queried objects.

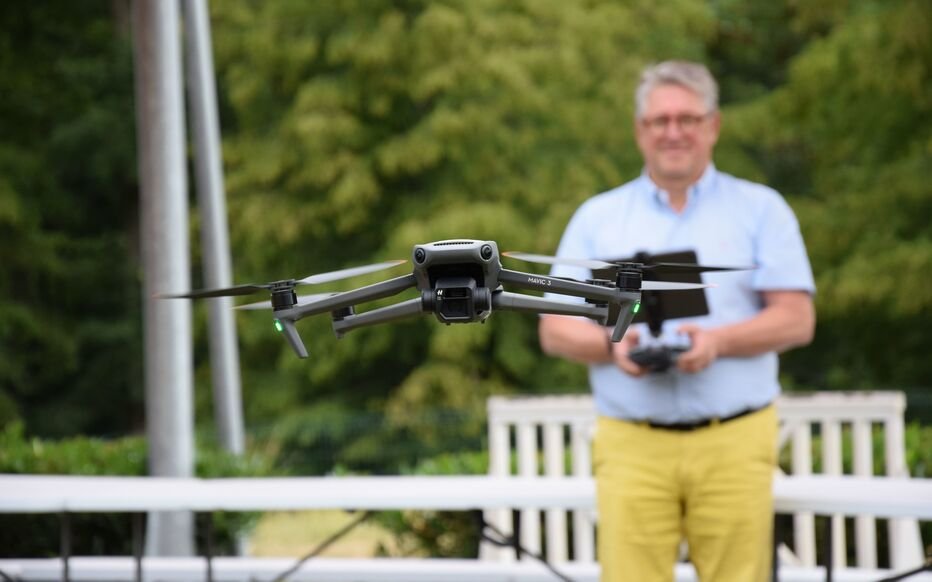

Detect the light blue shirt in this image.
[546,165,815,423]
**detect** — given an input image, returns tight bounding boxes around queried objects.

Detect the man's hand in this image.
[675,324,719,374]
[611,328,649,377]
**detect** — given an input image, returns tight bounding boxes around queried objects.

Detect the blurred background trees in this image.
[0,3,140,437]
[0,0,929,475]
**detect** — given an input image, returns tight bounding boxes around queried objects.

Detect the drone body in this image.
[161,239,721,359]
[273,239,641,357]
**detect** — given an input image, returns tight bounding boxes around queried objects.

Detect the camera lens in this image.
[480,244,493,260]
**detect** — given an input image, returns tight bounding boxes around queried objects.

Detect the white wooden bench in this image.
[483,391,925,570]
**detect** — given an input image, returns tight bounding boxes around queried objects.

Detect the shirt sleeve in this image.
[751,194,816,294]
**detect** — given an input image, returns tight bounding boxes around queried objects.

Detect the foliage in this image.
[250,402,485,475]
[0,2,141,438]
[0,422,275,557]
[717,0,932,389]
[372,450,488,558]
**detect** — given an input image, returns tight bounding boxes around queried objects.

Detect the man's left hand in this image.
[675,324,719,373]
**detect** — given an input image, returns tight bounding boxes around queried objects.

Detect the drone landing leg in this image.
[611,300,638,342]
[277,319,308,358]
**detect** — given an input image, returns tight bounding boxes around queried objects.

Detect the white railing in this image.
[3,556,931,582]
[1,473,931,582]
[485,391,926,571]
[3,474,930,516]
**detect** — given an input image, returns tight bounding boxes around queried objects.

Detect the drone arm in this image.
[330,297,425,338]
[286,273,418,321]
[492,291,608,324]
[498,268,633,304]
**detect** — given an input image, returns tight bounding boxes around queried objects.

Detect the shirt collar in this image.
[639,163,718,210]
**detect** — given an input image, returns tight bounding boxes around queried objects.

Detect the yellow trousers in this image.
[593,405,777,582]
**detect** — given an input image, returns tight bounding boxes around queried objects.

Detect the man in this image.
[539,61,815,582]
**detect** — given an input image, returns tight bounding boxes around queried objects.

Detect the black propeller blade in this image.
[641,281,713,291]
[295,260,407,285]
[502,251,752,275]
[502,252,610,270]
[635,262,750,275]
[502,252,714,291]
[159,283,273,300]
[157,259,406,300]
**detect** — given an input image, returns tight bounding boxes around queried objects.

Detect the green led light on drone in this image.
[274,320,284,333]
[633,302,641,314]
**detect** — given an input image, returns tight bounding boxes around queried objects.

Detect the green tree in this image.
[210,0,715,471]
[716,0,932,390]
[0,3,141,437]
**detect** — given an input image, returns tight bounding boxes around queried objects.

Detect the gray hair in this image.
[634,61,719,119]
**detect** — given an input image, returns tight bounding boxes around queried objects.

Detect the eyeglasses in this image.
[640,113,712,134]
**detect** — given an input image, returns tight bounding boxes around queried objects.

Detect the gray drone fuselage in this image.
[411,239,502,324]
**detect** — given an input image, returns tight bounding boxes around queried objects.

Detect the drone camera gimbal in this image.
[421,277,492,323]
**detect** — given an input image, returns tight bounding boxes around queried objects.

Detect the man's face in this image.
[635,84,720,186]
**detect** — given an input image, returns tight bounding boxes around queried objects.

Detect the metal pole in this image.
[132,0,195,556]
[182,0,245,455]
[772,514,781,582]
[133,513,144,582]
[60,512,71,582]
[203,512,216,582]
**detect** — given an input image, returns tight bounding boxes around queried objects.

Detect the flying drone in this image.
[160,239,728,359]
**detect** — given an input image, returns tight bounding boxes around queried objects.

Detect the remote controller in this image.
[628,345,689,373]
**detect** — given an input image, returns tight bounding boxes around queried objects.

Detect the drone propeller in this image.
[634,262,751,275]
[157,260,406,300]
[295,260,407,284]
[235,292,338,311]
[502,252,611,270]
[502,251,751,275]
[502,252,716,291]
[641,281,713,291]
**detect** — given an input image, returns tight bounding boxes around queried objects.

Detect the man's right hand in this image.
[611,328,649,377]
